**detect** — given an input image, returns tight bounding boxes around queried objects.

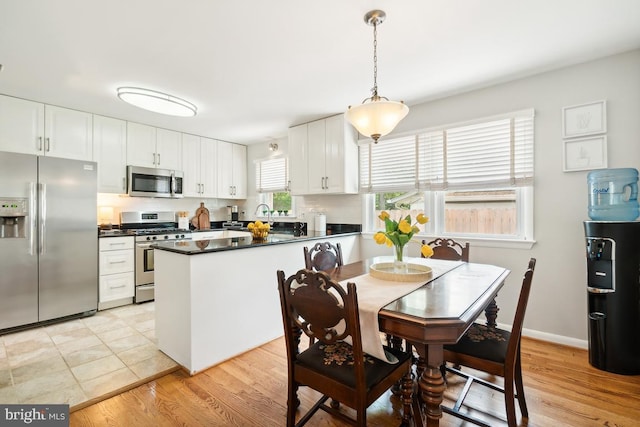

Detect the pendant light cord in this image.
[372,20,378,99]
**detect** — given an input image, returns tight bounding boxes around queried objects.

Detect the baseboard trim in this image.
[522,328,588,349]
[492,321,588,349]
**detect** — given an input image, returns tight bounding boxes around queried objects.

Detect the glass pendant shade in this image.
[117,87,197,117]
[346,99,409,142]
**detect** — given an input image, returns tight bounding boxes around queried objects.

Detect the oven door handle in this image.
[136,243,154,249]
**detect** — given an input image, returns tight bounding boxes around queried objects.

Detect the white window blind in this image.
[255,157,288,193]
[360,110,534,192]
[359,134,418,192]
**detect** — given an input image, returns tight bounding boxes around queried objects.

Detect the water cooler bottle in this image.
[584,221,640,374]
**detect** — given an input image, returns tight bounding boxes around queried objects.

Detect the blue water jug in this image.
[587,168,639,221]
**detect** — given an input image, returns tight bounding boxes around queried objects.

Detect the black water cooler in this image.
[584,221,640,375]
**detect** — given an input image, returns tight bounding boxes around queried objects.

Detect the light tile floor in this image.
[0,302,178,409]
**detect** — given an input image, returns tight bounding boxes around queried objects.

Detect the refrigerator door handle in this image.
[39,183,47,254]
[29,182,37,255]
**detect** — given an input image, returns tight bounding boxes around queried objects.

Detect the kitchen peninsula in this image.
[152,229,360,374]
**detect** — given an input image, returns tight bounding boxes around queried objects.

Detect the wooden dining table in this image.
[326,257,511,427]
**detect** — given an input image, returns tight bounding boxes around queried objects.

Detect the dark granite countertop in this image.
[150,230,360,255]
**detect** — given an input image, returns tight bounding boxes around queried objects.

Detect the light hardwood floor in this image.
[69,336,640,426]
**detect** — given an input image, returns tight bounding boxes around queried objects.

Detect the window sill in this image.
[361,232,536,250]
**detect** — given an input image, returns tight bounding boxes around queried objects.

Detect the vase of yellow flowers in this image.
[373,211,434,272]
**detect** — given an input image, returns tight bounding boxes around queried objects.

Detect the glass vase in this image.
[393,244,408,274]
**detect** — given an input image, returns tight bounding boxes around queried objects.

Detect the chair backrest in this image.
[304,241,344,271]
[277,269,365,375]
[506,258,536,364]
[422,238,470,262]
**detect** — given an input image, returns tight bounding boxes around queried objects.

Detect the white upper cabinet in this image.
[287,123,308,195]
[126,122,156,168]
[156,128,182,171]
[288,114,358,195]
[0,95,93,161]
[93,115,127,194]
[0,95,44,155]
[217,141,246,199]
[44,105,93,161]
[126,123,182,170]
[182,134,217,198]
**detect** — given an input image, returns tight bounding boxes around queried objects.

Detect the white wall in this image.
[246,49,640,347]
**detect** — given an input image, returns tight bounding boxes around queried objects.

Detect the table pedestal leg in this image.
[413,344,446,427]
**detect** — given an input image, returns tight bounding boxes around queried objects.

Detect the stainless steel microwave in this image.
[127,166,183,198]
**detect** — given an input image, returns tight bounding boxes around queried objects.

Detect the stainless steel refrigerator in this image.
[0,152,98,331]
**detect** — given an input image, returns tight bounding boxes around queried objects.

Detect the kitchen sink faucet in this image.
[255,203,272,226]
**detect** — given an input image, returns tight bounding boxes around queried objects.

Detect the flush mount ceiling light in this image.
[345,10,409,143]
[116,87,197,117]
[268,142,279,152]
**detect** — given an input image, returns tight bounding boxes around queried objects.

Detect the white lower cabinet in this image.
[98,236,134,310]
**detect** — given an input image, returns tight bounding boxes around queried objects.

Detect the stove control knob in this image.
[152,236,157,240]
[146,236,151,241]
[164,235,169,240]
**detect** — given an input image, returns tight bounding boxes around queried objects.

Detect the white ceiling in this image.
[1,1,639,145]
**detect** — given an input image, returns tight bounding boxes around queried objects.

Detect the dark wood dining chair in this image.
[442,258,537,427]
[277,269,413,427]
[303,241,343,272]
[422,237,470,262]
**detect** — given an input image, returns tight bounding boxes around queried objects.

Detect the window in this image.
[255,156,294,216]
[361,110,534,241]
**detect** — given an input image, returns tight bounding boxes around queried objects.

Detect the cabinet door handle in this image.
[324,176,328,189]
[37,136,43,151]
[108,260,127,264]
[109,284,126,289]
[201,183,204,193]
[45,137,51,152]
[108,242,126,248]
[157,153,161,165]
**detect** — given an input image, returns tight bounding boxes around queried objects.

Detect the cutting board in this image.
[194,202,210,230]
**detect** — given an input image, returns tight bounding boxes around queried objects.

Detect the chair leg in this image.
[504,377,517,427]
[514,351,528,418]
[287,384,298,427]
[356,405,367,427]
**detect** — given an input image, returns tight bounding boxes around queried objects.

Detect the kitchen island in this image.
[152,230,360,374]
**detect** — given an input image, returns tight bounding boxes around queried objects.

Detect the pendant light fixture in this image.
[346,10,409,143]
[117,87,197,117]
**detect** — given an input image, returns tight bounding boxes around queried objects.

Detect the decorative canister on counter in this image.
[587,168,639,221]
[177,211,190,230]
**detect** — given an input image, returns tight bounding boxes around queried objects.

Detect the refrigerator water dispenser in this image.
[0,198,27,239]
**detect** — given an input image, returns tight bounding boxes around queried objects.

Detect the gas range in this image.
[120,211,192,242]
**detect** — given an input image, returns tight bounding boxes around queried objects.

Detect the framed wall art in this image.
[563,135,607,172]
[562,100,606,138]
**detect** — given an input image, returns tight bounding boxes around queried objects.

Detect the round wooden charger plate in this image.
[369,262,433,282]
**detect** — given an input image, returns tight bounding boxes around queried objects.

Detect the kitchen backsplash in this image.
[96,193,363,226]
